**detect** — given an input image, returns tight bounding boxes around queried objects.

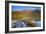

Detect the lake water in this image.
[12,20,41,28]
[36,21,41,27]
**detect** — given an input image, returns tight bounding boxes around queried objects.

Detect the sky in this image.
[12,6,41,11]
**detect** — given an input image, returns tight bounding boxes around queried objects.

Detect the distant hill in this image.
[33,9,41,13]
[12,9,41,21]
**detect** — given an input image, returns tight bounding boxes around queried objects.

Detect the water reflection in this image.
[36,21,41,27]
[12,20,41,28]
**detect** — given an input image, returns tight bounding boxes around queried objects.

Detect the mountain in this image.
[12,9,41,21]
[33,9,41,13]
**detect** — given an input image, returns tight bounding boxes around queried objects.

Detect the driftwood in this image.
[22,17,36,27]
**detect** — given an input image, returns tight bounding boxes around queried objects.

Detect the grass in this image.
[12,11,41,21]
